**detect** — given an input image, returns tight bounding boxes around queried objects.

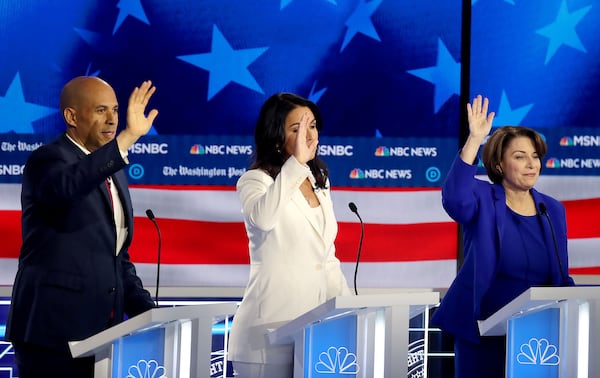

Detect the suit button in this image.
[108,287,116,293]
[315,263,322,270]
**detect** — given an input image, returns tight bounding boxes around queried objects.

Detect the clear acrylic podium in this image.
[69,302,237,378]
[268,292,440,378]
[478,286,600,378]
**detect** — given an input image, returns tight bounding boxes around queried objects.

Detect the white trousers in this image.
[231,361,293,378]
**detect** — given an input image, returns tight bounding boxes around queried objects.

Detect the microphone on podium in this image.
[348,202,364,295]
[538,202,567,285]
[146,209,162,307]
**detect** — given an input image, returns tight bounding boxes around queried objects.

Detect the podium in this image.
[478,286,600,378]
[268,292,440,377]
[69,302,237,378]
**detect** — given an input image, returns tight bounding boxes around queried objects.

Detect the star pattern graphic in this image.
[407,39,461,113]
[470,0,600,130]
[491,91,533,127]
[340,0,384,52]
[536,0,591,64]
[177,25,269,101]
[0,1,467,139]
[0,0,595,139]
[0,1,464,138]
[114,0,150,34]
[0,73,57,134]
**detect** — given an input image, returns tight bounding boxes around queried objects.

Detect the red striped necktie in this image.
[106,179,113,210]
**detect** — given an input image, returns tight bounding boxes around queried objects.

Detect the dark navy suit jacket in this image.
[6,133,155,352]
[431,155,574,343]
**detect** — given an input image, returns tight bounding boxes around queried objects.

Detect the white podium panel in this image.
[478,286,600,378]
[269,292,440,378]
[69,303,237,378]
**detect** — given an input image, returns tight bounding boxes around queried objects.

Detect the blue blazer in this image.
[6,134,155,352]
[431,155,574,343]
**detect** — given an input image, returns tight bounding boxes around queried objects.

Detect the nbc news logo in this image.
[374,146,437,157]
[189,144,252,155]
[546,157,600,169]
[349,168,412,179]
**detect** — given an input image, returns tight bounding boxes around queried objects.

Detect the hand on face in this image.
[467,94,495,140]
[292,111,318,165]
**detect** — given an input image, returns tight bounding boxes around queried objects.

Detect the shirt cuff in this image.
[119,149,129,164]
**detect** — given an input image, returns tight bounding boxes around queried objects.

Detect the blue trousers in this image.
[13,342,94,378]
[454,336,506,378]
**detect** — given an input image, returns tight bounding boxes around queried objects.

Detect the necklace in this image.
[505,194,536,216]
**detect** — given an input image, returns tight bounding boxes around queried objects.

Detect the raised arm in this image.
[116,80,159,151]
[461,94,495,164]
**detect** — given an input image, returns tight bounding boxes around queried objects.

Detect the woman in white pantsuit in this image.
[228,93,351,378]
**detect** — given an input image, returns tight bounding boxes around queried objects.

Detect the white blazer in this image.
[228,157,351,364]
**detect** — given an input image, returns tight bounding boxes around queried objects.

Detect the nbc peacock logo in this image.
[374,146,389,156]
[314,346,360,374]
[559,137,573,146]
[516,338,560,366]
[126,360,167,378]
[189,144,206,155]
[545,158,560,168]
[349,169,365,179]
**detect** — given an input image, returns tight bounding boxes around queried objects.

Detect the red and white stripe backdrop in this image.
[1,176,598,289]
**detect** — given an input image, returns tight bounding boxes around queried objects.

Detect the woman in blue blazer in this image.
[431,95,574,378]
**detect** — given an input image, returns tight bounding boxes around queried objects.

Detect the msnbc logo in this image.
[559,137,573,146]
[560,135,600,146]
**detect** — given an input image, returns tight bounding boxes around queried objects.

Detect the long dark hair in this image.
[250,93,329,189]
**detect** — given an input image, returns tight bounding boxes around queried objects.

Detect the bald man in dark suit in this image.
[5,77,159,378]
